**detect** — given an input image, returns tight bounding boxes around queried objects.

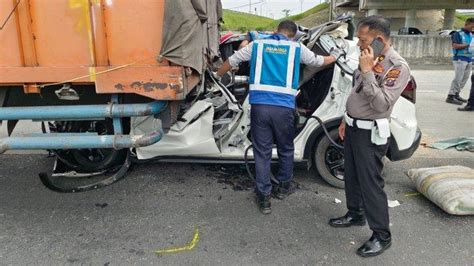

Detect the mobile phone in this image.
[370,38,385,58]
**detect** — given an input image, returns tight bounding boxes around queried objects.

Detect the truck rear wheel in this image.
[51,119,128,173]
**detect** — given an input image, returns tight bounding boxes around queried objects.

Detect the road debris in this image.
[207,165,254,191]
[388,200,401,208]
[334,198,342,204]
[428,137,474,152]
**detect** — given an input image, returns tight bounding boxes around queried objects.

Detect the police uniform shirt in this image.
[346,47,411,120]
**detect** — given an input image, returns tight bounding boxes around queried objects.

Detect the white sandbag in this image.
[407,166,474,215]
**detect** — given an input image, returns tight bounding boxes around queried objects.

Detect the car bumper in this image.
[387,128,422,161]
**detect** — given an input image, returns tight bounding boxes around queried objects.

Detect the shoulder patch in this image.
[386,68,401,79]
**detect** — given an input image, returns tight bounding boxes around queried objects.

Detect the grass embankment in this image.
[455,13,474,29]
[267,2,330,29]
[221,3,330,31]
[221,10,274,32]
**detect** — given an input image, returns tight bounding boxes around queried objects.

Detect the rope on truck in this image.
[37,56,158,89]
[0,0,21,30]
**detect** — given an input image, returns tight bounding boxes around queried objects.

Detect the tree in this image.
[282,9,290,18]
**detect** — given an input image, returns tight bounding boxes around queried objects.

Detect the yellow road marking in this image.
[404,192,421,197]
[155,226,200,255]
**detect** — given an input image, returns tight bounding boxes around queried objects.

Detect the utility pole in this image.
[329,0,333,20]
[299,0,304,13]
[249,0,252,14]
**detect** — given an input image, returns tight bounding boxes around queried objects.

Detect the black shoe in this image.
[446,95,463,105]
[328,213,366,228]
[454,94,468,103]
[272,181,296,200]
[356,236,392,257]
[458,105,474,111]
[255,193,271,215]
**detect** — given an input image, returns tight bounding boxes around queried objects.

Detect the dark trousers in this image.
[251,104,295,196]
[468,74,474,106]
[344,124,391,240]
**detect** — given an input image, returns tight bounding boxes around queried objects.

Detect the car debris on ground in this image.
[428,137,474,152]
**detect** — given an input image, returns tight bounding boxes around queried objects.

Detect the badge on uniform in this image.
[386,68,401,79]
[373,63,384,73]
[384,78,396,87]
[384,67,401,87]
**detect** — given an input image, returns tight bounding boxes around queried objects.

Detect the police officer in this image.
[328,16,411,257]
[446,18,474,105]
[216,20,342,214]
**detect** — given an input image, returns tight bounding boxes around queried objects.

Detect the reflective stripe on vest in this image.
[469,35,474,54]
[249,31,273,42]
[249,39,301,109]
[453,30,473,58]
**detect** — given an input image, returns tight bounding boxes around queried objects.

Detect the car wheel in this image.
[313,127,345,189]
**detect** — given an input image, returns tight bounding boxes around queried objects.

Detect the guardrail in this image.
[391,35,453,65]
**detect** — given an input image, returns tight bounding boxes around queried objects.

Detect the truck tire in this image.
[52,119,128,173]
[313,127,345,189]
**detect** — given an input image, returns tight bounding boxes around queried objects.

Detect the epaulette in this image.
[389,55,410,69]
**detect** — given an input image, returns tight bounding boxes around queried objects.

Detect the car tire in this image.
[313,127,345,189]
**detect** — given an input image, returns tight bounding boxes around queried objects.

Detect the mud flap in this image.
[39,152,132,193]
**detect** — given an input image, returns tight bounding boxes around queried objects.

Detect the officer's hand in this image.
[338,121,345,141]
[359,45,375,73]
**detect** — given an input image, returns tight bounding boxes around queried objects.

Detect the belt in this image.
[344,113,373,130]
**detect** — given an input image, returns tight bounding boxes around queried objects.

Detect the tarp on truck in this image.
[160,0,222,74]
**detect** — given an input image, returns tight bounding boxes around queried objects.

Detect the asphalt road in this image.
[0,69,473,265]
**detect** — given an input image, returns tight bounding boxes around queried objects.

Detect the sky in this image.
[221,0,326,19]
[221,1,474,19]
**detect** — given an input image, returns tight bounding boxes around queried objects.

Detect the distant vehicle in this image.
[398,27,423,35]
[438,29,456,37]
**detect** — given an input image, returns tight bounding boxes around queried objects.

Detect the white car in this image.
[438,29,456,37]
[46,16,421,191]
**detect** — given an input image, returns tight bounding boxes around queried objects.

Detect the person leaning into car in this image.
[328,16,411,257]
[214,20,342,214]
